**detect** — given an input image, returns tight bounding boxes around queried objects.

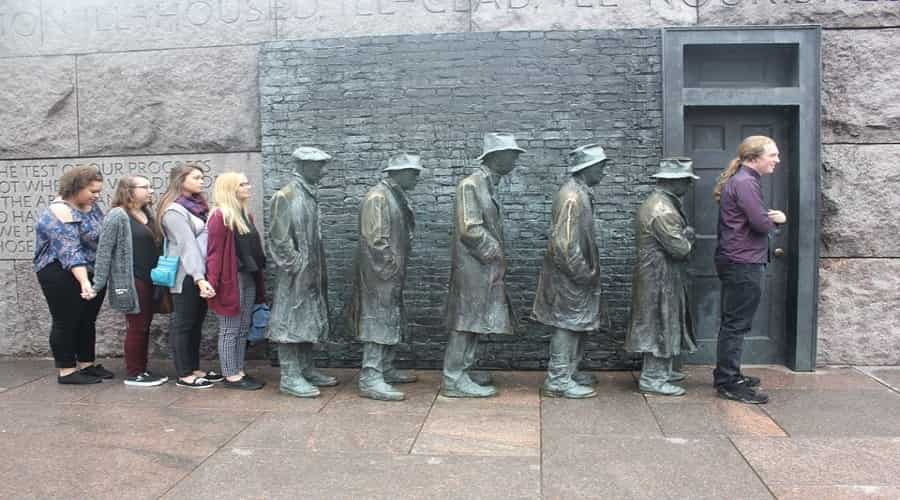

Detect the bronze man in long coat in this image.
[626,158,699,396]
[532,144,608,399]
[267,146,339,398]
[348,153,422,401]
[442,133,525,398]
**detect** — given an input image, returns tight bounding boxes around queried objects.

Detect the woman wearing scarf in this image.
[156,164,223,389]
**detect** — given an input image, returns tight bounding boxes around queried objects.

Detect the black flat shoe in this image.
[80,364,114,379]
[58,371,102,385]
[223,377,264,391]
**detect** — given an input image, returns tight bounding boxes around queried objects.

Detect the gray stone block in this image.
[698,0,900,28]
[0,0,275,56]
[0,261,20,355]
[822,145,900,258]
[471,0,695,31]
[0,152,263,260]
[276,0,470,39]
[77,46,260,155]
[818,258,900,365]
[823,29,900,143]
[0,56,77,159]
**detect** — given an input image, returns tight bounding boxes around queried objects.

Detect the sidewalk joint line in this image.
[853,366,900,396]
[406,376,440,455]
[757,405,792,438]
[156,411,265,499]
[642,394,667,437]
[727,436,778,500]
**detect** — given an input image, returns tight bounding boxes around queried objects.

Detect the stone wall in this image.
[260,30,662,369]
[1,0,898,366]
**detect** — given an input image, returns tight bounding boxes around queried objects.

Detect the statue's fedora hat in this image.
[383,153,424,172]
[291,146,332,162]
[477,133,526,160]
[651,157,700,180]
[569,144,608,173]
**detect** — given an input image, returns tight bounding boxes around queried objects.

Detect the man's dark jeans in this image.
[714,262,764,388]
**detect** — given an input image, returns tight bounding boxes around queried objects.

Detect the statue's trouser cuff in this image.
[443,331,477,385]
[277,343,303,382]
[546,329,580,388]
[360,342,387,386]
[639,353,672,390]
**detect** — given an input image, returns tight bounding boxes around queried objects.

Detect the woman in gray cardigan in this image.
[93,176,169,387]
[156,164,223,389]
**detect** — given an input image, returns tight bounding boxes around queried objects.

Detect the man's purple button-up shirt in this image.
[715,166,775,265]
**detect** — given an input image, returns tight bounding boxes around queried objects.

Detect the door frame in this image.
[662,26,822,372]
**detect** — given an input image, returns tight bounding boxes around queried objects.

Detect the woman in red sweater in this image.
[206,172,267,390]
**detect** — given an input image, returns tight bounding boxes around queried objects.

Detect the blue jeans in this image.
[713,262,764,387]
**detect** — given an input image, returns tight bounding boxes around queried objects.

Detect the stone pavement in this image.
[2,360,900,499]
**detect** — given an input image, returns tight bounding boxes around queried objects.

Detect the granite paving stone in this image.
[161,449,542,500]
[733,437,900,488]
[230,410,427,454]
[542,434,773,500]
[647,398,787,438]
[758,388,900,437]
[412,378,541,457]
[0,358,54,392]
[543,372,662,438]
[771,485,900,500]
[0,443,190,500]
[0,404,258,458]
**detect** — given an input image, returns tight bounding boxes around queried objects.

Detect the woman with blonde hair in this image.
[93,176,168,386]
[712,135,787,405]
[158,164,223,389]
[206,172,267,390]
[34,165,111,384]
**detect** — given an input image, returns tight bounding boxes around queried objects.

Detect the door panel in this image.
[684,107,792,364]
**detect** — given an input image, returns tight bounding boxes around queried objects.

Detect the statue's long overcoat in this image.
[347,179,415,345]
[266,176,329,343]
[446,166,514,335]
[625,189,697,357]
[532,177,603,332]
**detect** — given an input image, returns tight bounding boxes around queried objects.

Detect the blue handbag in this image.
[150,238,180,288]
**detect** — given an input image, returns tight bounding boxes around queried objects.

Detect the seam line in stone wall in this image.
[74,56,81,156]
[820,257,900,260]
[0,150,264,163]
[0,42,264,61]
[823,26,900,31]
[823,142,900,146]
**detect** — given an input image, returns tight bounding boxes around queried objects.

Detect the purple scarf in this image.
[175,194,209,221]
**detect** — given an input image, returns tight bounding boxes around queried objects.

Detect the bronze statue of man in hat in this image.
[532,144,609,399]
[625,157,700,396]
[267,146,339,398]
[348,153,423,401]
[442,133,525,398]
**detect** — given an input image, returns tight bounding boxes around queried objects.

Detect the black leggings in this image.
[169,276,209,378]
[37,261,106,369]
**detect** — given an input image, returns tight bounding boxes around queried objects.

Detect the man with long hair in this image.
[712,136,787,404]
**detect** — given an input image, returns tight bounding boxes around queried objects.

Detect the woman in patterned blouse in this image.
[34,165,114,384]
